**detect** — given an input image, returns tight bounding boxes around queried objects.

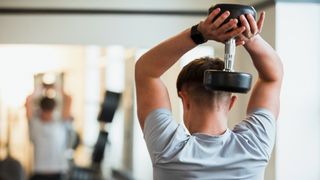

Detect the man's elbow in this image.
[260,56,284,83]
[135,55,156,81]
[135,58,144,82]
[275,56,284,82]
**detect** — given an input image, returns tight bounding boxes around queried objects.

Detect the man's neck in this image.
[40,111,53,122]
[186,107,228,136]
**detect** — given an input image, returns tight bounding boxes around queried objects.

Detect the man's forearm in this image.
[25,96,33,121]
[135,28,197,79]
[244,35,283,82]
[62,94,72,120]
[134,28,197,124]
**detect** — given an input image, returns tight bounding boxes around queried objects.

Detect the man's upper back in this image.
[144,108,275,180]
[29,117,70,172]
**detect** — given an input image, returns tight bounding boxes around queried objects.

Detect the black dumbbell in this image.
[203,4,256,93]
[209,4,256,27]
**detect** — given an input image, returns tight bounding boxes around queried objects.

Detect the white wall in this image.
[0,0,265,47]
[276,3,320,180]
[0,14,207,47]
[0,0,245,10]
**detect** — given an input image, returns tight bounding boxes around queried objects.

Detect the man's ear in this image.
[228,95,237,111]
[178,91,190,110]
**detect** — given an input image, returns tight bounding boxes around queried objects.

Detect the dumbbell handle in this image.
[224,38,236,72]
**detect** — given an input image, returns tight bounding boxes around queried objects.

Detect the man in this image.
[26,93,73,180]
[135,7,283,180]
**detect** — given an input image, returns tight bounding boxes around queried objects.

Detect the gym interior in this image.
[0,0,319,180]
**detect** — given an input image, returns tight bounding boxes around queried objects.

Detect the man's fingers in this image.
[236,39,245,46]
[216,19,238,33]
[221,26,245,42]
[236,34,246,42]
[257,11,265,33]
[205,8,221,24]
[211,11,230,29]
[201,10,264,43]
[246,14,258,35]
[228,26,246,37]
[240,15,251,37]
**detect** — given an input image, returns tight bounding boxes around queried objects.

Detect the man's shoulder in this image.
[234,108,275,130]
[144,108,174,132]
[231,108,276,159]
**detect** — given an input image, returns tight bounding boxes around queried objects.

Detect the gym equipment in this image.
[97,91,122,123]
[209,4,256,28]
[68,131,108,180]
[32,73,64,118]
[93,91,121,164]
[69,90,123,179]
[0,111,25,180]
[203,4,256,93]
[68,166,101,180]
[0,157,25,180]
[91,131,109,164]
[34,73,63,98]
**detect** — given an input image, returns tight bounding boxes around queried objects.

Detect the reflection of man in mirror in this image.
[25,73,73,180]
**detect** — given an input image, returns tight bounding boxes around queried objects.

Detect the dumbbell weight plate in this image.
[203,70,252,93]
[209,4,256,27]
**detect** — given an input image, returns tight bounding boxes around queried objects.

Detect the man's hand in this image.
[198,8,245,43]
[236,11,266,46]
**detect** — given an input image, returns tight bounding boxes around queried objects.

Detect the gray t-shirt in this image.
[143,108,276,180]
[29,117,71,173]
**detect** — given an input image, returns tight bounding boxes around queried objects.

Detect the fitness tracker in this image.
[190,24,207,45]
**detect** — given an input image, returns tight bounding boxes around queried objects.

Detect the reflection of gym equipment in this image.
[204,4,256,93]
[0,111,25,180]
[32,73,64,118]
[97,91,122,123]
[34,73,63,98]
[69,90,122,180]
[91,131,109,164]
[93,91,121,164]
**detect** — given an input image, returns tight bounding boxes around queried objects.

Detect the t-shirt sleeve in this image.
[233,108,276,159]
[143,108,183,162]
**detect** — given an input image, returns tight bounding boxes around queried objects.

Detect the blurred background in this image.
[0,0,319,179]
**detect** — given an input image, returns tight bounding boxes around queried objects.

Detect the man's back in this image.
[29,117,69,172]
[144,108,275,180]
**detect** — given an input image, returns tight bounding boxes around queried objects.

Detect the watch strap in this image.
[190,24,207,45]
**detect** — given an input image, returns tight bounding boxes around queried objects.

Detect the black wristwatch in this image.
[190,24,207,45]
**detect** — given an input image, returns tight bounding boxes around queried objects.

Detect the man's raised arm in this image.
[241,12,284,118]
[135,8,245,129]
